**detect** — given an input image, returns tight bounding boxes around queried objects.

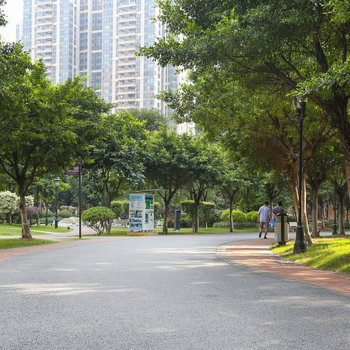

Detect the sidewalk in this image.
[221,238,350,295]
[0,235,120,262]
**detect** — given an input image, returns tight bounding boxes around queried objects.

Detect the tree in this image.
[144,128,195,234]
[85,111,147,209]
[328,157,349,235]
[155,61,334,244]
[82,206,115,235]
[219,163,248,233]
[0,0,7,27]
[201,202,216,229]
[141,0,350,200]
[185,139,223,233]
[111,200,129,219]
[0,191,18,224]
[0,43,110,238]
[306,140,338,237]
[129,109,167,132]
[334,179,348,235]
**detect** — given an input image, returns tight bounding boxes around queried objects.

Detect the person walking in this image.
[258,201,271,239]
[273,201,285,222]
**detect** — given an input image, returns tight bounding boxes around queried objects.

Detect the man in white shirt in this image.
[258,201,271,239]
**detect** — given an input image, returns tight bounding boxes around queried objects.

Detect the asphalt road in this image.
[1,233,350,350]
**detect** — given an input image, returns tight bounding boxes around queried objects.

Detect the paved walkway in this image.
[221,238,350,295]
[0,235,120,262]
[3,232,350,296]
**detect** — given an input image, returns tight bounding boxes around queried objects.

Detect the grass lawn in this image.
[0,238,54,249]
[155,227,257,234]
[272,236,350,274]
[93,226,258,236]
[0,224,71,236]
[104,228,129,236]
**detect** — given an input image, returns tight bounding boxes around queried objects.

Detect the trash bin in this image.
[174,210,181,231]
[274,213,288,245]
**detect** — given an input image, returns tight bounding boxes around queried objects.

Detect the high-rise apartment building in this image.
[23,0,178,115]
[23,0,78,83]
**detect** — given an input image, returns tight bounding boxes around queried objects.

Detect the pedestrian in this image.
[258,201,271,239]
[273,201,285,222]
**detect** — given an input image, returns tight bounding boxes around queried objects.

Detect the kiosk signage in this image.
[129,193,154,232]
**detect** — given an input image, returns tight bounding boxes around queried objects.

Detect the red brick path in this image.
[221,239,350,295]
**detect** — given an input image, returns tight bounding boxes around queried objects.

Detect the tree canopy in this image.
[141,0,350,188]
[0,42,110,238]
[85,111,147,207]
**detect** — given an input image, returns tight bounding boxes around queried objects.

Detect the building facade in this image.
[23,0,78,83]
[23,0,178,114]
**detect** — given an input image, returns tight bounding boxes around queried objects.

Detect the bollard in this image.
[278,213,287,246]
[174,210,181,231]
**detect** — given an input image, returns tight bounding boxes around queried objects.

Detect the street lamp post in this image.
[45,187,49,226]
[54,177,60,229]
[332,196,338,235]
[293,98,307,254]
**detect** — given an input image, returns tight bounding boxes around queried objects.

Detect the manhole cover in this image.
[280,261,296,266]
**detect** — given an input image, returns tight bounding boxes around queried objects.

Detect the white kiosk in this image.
[128,193,154,232]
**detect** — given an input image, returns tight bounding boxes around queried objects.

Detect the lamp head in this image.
[54,177,60,188]
[293,96,306,117]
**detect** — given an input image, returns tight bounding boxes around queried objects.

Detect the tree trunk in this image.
[302,179,313,245]
[229,199,234,233]
[7,213,12,225]
[319,197,326,230]
[311,186,320,237]
[338,194,345,235]
[290,182,299,221]
[19,192,32,239]
[106,219,112,234]
[162,200,170,234]
[345,161,350,201]
[193,199,200,233]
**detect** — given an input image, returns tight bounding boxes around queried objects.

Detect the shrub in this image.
[60,205,77,215]
[58,210,73,218]
[220,209,230,222]
[220,209,247,223]
[0,192,36,224]
[0,191,18,223]
[181,200,195,216]
[246,211,258,222]
[181,200,216,228]
[232,210,247,223]
[213,221,230,228]
[82,206,115,234]
[27,206,41,225]
[180,214,192,228]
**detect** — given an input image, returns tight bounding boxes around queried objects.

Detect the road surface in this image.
[0,233,349,349]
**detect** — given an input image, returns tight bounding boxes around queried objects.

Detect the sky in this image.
[0,0,23,42]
